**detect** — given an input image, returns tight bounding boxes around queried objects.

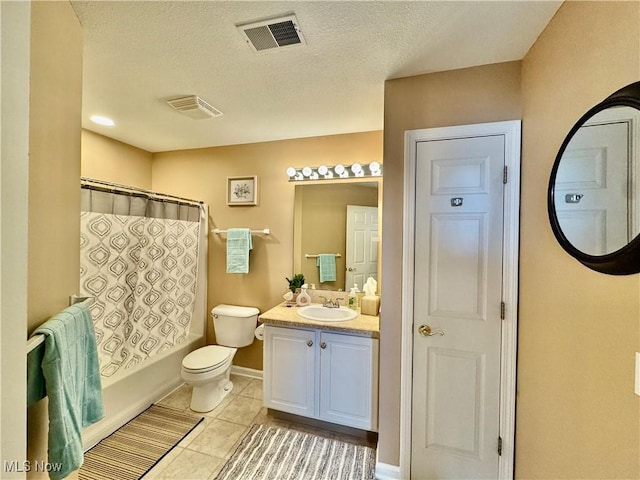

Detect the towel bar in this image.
[26,296,95,353]
[212,228,270,235]
[305,253,342,258]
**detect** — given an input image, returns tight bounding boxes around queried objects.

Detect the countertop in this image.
[259,303,379,339]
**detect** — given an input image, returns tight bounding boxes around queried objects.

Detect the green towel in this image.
[30,303,105,480]
[316,254,337,283]
[27,342,46,407]
[226,228,253,274]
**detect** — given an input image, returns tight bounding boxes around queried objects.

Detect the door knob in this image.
[307,340,313,347]
[347,267,357,272]
[418,324,444,337]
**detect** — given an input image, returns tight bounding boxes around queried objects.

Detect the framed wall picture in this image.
[227,176,258,206]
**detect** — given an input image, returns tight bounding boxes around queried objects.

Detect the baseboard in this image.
[231,365,263,379]
[375,461,401,480]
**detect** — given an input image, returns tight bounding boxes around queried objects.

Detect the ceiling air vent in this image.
[237,14,306,53]
[167,95,223,120]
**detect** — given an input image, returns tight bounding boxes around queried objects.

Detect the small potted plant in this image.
[286,273,305,293]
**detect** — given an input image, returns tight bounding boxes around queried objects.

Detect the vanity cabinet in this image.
[263,324,379,431]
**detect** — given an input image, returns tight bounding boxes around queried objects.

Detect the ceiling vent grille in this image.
[167,95,223,120]
[237,14,306,53]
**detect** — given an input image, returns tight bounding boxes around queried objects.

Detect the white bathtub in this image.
[82,332,204,449]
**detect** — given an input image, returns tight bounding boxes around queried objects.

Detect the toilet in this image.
[181,304,259,412]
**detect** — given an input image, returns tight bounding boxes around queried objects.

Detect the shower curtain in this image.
[80,187,202,377]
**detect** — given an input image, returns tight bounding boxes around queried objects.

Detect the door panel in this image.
[346,205,378,289]
[425,348,485,460]
[429,213,487,320]
[412,135,504,479]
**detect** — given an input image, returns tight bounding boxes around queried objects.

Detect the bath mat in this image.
[78,404,203,480]
[214,424,376,480]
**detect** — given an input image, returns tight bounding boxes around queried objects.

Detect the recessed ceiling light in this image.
[90,115,115,127]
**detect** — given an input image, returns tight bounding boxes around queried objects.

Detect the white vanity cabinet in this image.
[263,324,379,432]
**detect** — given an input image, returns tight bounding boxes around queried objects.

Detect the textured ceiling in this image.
[72,1,562,153]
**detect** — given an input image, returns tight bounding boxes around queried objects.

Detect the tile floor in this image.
[143,374,377,479]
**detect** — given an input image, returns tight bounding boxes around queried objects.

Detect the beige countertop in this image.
[259,302,379,338]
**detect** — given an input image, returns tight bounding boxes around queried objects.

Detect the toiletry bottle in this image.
[296,285,311,306]
[348,284,360,311]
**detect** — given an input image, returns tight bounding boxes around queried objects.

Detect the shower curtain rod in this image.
[81,177,204,208]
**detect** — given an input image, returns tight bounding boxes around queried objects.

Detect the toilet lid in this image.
[183,346,231,371]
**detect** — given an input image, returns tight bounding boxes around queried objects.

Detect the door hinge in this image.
[498,436,503,456]
[503,166,508,184]
[500,301,505,320]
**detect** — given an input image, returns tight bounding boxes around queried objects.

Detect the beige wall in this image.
[26,1,83,478]
[28,1,83,331]
[380,60,522,466]
[81,129,153,189]
[517,2,640,478]
[294,183,378,290]
[152,131,383,369]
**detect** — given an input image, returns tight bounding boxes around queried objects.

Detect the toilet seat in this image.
[182,346,232,373]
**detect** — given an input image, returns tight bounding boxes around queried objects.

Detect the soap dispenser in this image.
[347,283,360,311]
[296,284,311,306]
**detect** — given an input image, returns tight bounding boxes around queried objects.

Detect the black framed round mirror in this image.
[548,81,640,274]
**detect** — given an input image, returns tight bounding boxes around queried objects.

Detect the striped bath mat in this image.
[79,404,203,480]
[215,424,376,480]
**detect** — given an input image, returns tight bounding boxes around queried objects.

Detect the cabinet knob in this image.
[307,340,313,347]
[320,342,327,349]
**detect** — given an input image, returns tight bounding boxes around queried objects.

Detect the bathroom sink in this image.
[297,305,358,322]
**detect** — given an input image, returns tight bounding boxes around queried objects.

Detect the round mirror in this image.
[548,81,640,274]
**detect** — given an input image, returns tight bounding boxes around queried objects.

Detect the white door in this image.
[345,205,378,290]
[411,135,505,479]
[554,121,630,255]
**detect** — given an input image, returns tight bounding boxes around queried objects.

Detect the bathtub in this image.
[82,332,204,449]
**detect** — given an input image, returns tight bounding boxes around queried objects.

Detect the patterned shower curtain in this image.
[80,187,202,377]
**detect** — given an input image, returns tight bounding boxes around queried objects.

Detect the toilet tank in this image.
[212,304,260,347]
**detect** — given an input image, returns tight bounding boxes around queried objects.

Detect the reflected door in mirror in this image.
[345,205,378,289]
[554,120,629,255]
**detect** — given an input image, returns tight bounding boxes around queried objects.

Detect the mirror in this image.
[293,181,380,291]
[548,81,640,274]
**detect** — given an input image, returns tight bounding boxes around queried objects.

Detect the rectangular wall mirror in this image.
[293,180,382,292]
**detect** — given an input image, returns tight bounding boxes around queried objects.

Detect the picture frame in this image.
[227,176,258,206]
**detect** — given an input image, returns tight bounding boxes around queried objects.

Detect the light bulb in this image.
[351,163,362,174]
[334,164,345,175]
[318,165,328,175]
[369,162,380,173]
[286,167,297,178]
[302,167,312,177]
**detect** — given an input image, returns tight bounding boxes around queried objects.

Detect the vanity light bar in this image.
[286,162,382,181]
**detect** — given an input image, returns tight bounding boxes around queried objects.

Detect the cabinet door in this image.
[319,332,379,431]
[264,325,318,417]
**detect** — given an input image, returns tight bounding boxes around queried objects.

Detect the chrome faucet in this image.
[319,296,344,308]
